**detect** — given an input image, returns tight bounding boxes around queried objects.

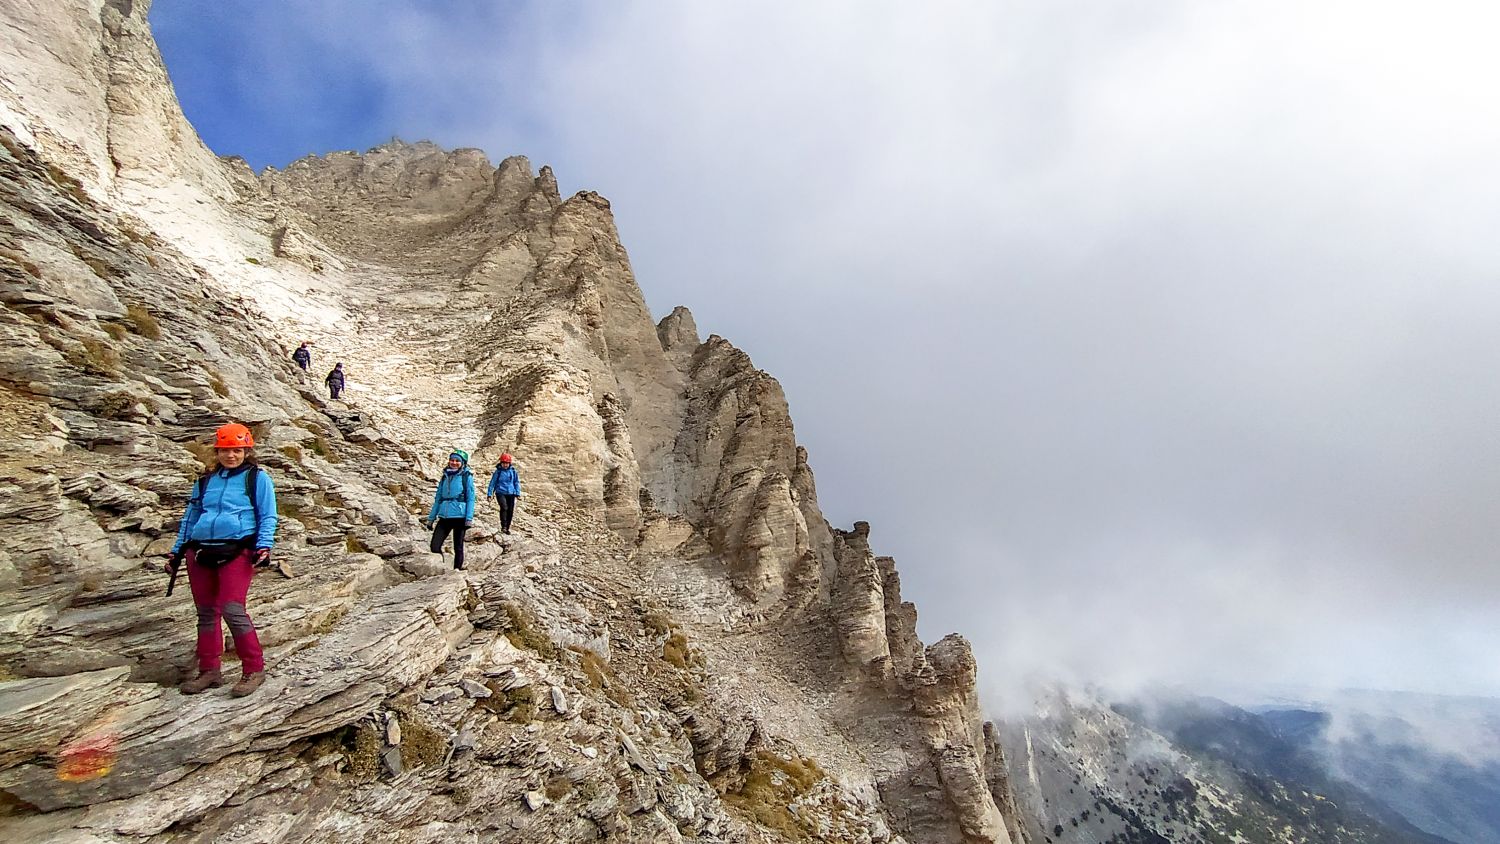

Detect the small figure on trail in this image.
[292,341,311,372]
[486,452,521,535]
[427,449,475,570]
[325,362,345,400]
[165,422,279,697]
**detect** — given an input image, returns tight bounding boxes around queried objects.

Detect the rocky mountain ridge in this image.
[0,1,1024,842]
[1001,690,1465,844]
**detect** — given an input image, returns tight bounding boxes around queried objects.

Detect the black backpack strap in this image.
[244,465,260,544]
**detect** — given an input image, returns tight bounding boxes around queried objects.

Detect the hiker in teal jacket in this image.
[427,449,475,570]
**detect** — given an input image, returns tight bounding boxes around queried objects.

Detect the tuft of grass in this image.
[480,683,537,722]
[569,645,634,707]
[500,602,558,660]
[206,370,230,398]
[125,304,161,339]
[279,444,304,462]
[397,714,448,769]
[0,248,41,279]
[723,750,828,841]
[307,436,341,463]
[65,339,121,376]
[102,323,128,341]
[545,774,574,801]
[244,256,261,265]
[344,533,371,554]
[343,721,383,781]
[92,391,138,420]
[663,631,695,670]
[570,645,610,690]
[310,605,348,635]
[82,256,114,279]
[66,241,117,279]
[643,609,676,637]
[640,608,703,703]
[119,223,160,248]
[45,163,90,205]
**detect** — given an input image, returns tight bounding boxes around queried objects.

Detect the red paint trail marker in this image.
[56,732,118,782]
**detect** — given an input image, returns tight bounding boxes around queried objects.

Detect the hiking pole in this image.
[165,556,180,597]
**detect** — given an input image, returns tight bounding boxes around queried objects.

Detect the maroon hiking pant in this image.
[186,549,264,674]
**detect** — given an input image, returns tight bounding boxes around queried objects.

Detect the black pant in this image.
[328,383,342,399]
[495,494,518,532]
[430,518,468,569]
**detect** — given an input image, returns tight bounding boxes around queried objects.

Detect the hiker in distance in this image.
[324,362,345,400]
[292,341,311,372]
[426,449,475,570]
[486,452,521,535]
[165,422,279,697]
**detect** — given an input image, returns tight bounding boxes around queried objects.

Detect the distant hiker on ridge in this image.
[165,422,279,697]
[292,341,311,372]
[487,452,521,535]
[324,362,345,400]
[426,449,475,570]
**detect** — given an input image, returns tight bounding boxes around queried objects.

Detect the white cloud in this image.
[154,0,1500,701]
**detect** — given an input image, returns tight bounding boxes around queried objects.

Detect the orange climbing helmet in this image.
[499,453,513,465]
[215,422,254,449]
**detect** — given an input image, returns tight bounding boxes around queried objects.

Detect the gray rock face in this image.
[0,1,1026,841]
[655,305,700,371]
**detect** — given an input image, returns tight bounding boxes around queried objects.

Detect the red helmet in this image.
[499,453,513,464]
[215,423,254,448]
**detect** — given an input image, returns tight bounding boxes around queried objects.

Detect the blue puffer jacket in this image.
[429,468,476,522]
[171,465,278,553]
[487,465,520,496]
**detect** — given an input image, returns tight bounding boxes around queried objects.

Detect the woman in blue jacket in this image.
[166,422,278,697]
[428,449,475,570]
[486,452,521,535]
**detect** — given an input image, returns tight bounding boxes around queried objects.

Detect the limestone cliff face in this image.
[0,2,1025,842]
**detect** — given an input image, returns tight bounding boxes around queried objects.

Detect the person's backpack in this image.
[191,465,261,537]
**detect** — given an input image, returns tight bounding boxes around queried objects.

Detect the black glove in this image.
[165,550,183,575]
[253,548,272,568]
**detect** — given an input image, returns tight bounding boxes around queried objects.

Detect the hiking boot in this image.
[180,670,222,695]
[231,672,265,697]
